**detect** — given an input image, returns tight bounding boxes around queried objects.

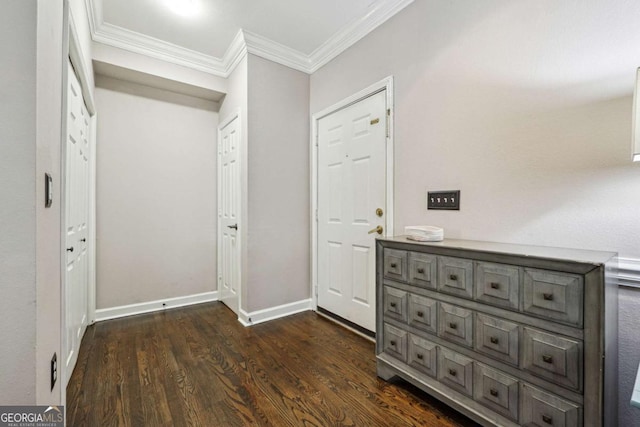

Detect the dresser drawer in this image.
[408,334,437,378]
[438,256,473,299]
[438,347,473,397]
[383,286,408,323]
[475,313,519,366]
[521,383,582,427]
[384,249,407,282]
[408,294,437,334]
[523,268,583,327]
[475,261,520,310]
[522,327,582,391]
[383,323,407,362]
[438,303,473,348]
[473,363,519,422]
[408,252,437,289]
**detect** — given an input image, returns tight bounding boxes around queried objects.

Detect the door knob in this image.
[375,208,384,217]
[368,225,383,235]
[227,224,238,230]
[66,247,74,252]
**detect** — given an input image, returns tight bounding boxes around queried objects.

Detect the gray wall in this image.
[246,55,310,312]
[310,1,640,424]
[95,76,218,309]
[0,0,37,404]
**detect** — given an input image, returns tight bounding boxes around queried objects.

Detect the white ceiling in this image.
[102,0,376,58]
[88,0,414,75]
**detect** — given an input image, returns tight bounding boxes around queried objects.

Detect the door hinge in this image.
[315,209,318,222]
[315,133,319,147]
[386,108,391,139]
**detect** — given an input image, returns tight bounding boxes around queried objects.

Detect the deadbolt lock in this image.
[368,225,384,235]
[375,208,384,217]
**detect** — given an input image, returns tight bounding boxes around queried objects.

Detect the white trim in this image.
[87,113,97,324]
[93,22,227,76]
[95,292,219,322]
[310,76,395,313]
[85,0,413,76]
[238,299,313,327]
[308,0,414,73]
[243,30,310,73]
[619,257,640,288]
[68,10,95,114]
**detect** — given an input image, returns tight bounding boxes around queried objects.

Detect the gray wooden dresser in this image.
[376,237,618,427]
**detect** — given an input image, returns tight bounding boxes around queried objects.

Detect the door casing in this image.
[310,76,395,316]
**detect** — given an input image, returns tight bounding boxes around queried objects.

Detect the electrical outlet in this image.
[427,190,460,210]
[51,353,57,391]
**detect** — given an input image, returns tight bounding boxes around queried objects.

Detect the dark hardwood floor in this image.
[67,302,478,426]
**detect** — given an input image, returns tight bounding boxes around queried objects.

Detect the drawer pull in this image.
[417,267,425,274]
[543,292,554,301]
[489,336,499,345]
[490,282,500,289]
[489,388,499,397]
[448,368,457,376]
[416,311,424,318]
[416,353,424,360]
[542,415,553,425]
[390,340,396,346]
[390,262,397,268]
[542,354,553,364]
[449,274,458,281]
[390,302,397,308]
[449,322,458,330]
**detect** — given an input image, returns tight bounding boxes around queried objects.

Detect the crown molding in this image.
[308,0,414,73]
[242,30,311,73]
[85,0,414,76]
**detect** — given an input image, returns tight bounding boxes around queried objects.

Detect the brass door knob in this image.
[368,225,383,235]
[375,208,384,217]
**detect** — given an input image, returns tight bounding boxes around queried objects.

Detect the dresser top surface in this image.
[380,236,617,266]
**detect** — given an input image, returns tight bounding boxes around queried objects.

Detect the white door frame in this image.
[60,6,97,397]
[310,76,395,312]
[217,108,243,319]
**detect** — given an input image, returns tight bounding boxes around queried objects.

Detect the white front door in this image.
[64,60,90,384]
[217,114,241,315]
[317,90,388,332]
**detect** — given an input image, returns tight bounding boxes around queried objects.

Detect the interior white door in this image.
[64,60,90,384]
[217,115,240,315]
[317,90,387,332]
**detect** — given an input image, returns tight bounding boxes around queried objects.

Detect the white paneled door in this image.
[218,114,241,315]
[64,60,90,384]
[317,90,387,332]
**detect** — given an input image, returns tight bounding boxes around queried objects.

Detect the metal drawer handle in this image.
[416,353,424,360]
[542,415,553,425]
[449,274,458,281]
[449,322,458,330]
[543,293,554,301]
[416,311,424,318]
[417,267,425,274]
[542,354,553,364]
[490,336,499,345]
[489,388,499,397]
[390,340,396,346]
[490,282,500,289]
[448,368,457,376]
[390,262,397,268]
[390,302,397,308]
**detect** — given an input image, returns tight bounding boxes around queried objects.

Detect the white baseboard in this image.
[619,257,640,288]
[238,298,312,326]
[95,291,219,322]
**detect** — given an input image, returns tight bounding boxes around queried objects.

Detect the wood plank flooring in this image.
[67,302,478,426]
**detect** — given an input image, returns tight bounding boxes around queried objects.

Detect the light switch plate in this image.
[427,190,460,210]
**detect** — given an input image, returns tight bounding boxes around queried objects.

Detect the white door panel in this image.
[317,90,387,332]
[64,61,90,383]
[218,115,240,315]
